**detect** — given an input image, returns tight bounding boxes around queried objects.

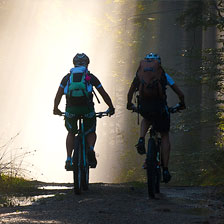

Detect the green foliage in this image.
[200,149,224,186]
[216,108,224,149]
[168,46,224,186]
[0,174,36,194]
[176,0,224,95]
[0,133,38,206]
[177,0,224,32]
[0,133,37,179]
[180,48,224,92]
[100,0,224,186]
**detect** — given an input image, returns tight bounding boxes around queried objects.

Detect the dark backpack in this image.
[137,59,167,100]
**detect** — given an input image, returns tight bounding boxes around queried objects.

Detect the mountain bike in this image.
[132,103,183,199]
[63,111,109,195]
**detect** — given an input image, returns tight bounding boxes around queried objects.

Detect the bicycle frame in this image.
[73,115,89,194]
[78,116,87,168]
[149,128,162,167]
[131,102,183,199]
[146,126,162,198]
[62,111,109,195]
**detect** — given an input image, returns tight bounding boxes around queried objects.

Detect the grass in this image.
[0,133,38,197]
[0,174,36,194]
[0,133,37,178]
[0,174,38,207]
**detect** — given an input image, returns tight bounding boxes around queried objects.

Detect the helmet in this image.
[73,53,90,66]
[145,53,161,64]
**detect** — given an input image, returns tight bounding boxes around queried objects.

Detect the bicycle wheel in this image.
[155,140,161,194]
[146,138,157,199]
[73,137,82,194]
[81,146,89,191]
[155,166,161,194]
[82,165,89,191]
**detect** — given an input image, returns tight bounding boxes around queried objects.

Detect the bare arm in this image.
[53,87,64,115]
[96,86,114,109]
[127,82,136,107]
[170,84,186,107]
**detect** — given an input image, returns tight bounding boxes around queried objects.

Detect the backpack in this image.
[65,67,90,98]
[137,59,167,100]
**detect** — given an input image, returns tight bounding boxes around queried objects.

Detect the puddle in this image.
[1,185,72,207]
[38,185,73,190]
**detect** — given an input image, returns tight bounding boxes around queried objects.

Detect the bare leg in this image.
[140,118,151,138]
[66,132,75,158]
[86,132,97,168]
[136,118,151,155]
[86,132,97,150]
[66,132,97,156]
[160,132,171,168]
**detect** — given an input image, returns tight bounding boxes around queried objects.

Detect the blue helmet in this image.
[145,53,161,63]
[73,53,90,66]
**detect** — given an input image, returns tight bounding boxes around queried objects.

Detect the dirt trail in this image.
[0,183,224,224]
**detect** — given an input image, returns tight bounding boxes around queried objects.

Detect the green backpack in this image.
[67,72,89,98]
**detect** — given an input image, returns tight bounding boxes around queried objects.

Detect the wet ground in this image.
[0,183,224,224]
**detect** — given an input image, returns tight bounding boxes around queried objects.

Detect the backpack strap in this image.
[92,89,100,104]
[68,73,73,97]
[81,72,89,99]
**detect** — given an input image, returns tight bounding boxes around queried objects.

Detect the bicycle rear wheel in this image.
[146,138,157,199]
[73,137,82,194]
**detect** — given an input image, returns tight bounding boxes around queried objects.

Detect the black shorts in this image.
[139,99,170,133]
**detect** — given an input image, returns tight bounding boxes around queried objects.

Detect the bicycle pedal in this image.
[65,166,73,171]
[65,161,73,171]
[89,163,97,168]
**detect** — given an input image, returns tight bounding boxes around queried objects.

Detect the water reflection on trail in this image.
[38,185,73,190]
[1,185,73,207]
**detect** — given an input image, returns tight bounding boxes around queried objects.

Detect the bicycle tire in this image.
[81,145,89,191]
[155,140,161,194]
[82,165,89,191]
[155,166,161,193]
[146,138,157,199]
[73,137,82,195]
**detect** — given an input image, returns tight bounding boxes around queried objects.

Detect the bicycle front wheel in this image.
[146,138,157,199]
[155,166,161,194]
[81,146,89,191]
[73,137,82,195]
[82,165,89,191]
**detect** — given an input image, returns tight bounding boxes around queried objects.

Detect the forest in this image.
[0,0,223,187]
[99,0,224,186]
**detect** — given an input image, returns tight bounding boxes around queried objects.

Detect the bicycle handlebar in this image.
[131,103,184,114]
[95,111,110,118]
[168,103,184,113]
[60,111,110,118]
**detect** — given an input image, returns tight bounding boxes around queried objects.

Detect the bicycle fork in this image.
[150,130,161,168]
[156,138,161,168]
[79,118,87,168]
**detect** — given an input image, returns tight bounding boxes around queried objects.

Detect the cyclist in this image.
[127,53,186,183]
[53,53,115,170]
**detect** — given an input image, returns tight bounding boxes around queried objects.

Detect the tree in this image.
[177,0,224,33]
